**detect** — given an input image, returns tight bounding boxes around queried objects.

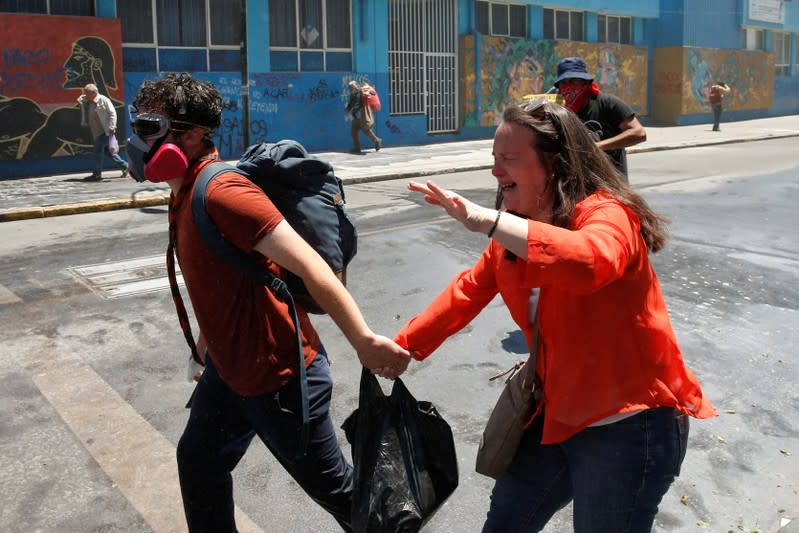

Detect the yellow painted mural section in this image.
[459,35,477,129]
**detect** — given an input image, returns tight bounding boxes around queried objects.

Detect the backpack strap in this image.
[191,161,310,457]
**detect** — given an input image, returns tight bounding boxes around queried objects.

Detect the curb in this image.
[2,132,798,223]
[628,132,799,154]
[0,194,170,222]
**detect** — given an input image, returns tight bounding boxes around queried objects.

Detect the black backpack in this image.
[192,139,357,315]
[191,139,357,456]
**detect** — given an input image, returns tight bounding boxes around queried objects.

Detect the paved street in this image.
[0,121,798,532]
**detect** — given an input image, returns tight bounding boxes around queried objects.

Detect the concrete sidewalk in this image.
[1,114,798,222]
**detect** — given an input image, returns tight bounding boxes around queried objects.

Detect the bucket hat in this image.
[554,57,594,86]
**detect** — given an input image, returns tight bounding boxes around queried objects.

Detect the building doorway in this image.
[388,0,458,133]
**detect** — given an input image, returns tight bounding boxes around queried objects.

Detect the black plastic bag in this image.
[342,368,459,533]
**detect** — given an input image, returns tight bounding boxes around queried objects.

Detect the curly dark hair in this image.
[503,100,669,253]
[133,72,223,132]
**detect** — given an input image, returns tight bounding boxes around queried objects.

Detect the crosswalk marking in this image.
[69,255,183,299]
[32,360,262,533]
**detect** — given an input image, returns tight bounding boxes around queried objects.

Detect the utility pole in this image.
[240,1,250,148]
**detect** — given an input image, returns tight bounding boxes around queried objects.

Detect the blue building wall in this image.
[653,1,742,49]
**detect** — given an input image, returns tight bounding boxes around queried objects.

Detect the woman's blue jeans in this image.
[177,351,353,532]
[483,407,689,533]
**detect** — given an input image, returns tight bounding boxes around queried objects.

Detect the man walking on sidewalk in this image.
[78,83,128,182]
[345,80,381,154]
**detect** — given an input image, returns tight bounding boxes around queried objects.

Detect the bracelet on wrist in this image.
[487,210,502,238]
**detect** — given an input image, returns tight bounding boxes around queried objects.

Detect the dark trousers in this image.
[350,118,381,151]
[712,103,723,131]
[177,351,353,532]
[92,133,127,178]
[483,407,689,533]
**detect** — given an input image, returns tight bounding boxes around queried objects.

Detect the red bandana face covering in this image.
[559,81,599,113]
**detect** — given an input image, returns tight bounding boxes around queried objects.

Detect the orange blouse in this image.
[394,193,717,444]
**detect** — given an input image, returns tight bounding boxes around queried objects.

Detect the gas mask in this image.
[126,112,188,183]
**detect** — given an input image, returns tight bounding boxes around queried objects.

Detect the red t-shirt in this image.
[174,154,320,396]
[709,86,723,104]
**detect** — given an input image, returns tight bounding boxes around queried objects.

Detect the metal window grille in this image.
[389,0,457,133]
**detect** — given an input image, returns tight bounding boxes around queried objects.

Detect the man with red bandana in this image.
[554,56,646,182]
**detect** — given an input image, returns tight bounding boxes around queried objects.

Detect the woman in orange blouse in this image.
[394,100,716,532]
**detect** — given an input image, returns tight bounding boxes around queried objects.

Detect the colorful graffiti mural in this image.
[651,47,773,123]
[479,36,557,126]
[0,14,124,161]
[473,35,648,127]
[684,48,773,113]
[557,42,648,110]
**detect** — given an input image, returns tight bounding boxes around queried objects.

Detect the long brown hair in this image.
[503,101,669,253]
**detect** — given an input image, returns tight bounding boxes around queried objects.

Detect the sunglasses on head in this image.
[518,98,564,147]
[519,98,553,115]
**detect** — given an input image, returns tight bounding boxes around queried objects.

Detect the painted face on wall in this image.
[491,121,553,219]
[63,43,96,89]
[596,49,619,88]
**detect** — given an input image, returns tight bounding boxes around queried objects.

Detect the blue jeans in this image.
[712,103,723,131]
[483,407,689,533]
[177,351,353,532]
[92,133,127,177]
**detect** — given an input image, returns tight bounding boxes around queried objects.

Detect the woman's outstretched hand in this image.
[408,180,494,234]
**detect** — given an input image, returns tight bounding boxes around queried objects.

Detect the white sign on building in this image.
[749,0,785,24]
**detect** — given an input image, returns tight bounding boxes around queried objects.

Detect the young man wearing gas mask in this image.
[553,57,646,182]
[127,72,409,532]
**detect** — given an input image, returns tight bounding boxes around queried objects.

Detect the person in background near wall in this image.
[553,57,646,183]
[709,81,731,132]
[393,100,717,532]
[345,80,381,154]
[78,83,128,182]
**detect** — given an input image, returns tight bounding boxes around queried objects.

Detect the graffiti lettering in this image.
[3,47,50,66]
[213,116,244,155]
[217,76,241,88]
[383,120,401,134]
[657,71,681,82]
[250,102,278,113]
[654,82,681,95]
[0,70,64,93]
[250,119,269,140]
[265,87,289,99]
[253,73,299,88]
[307,80,338,103]
[221,98,239,112]
[214,79,241,100]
